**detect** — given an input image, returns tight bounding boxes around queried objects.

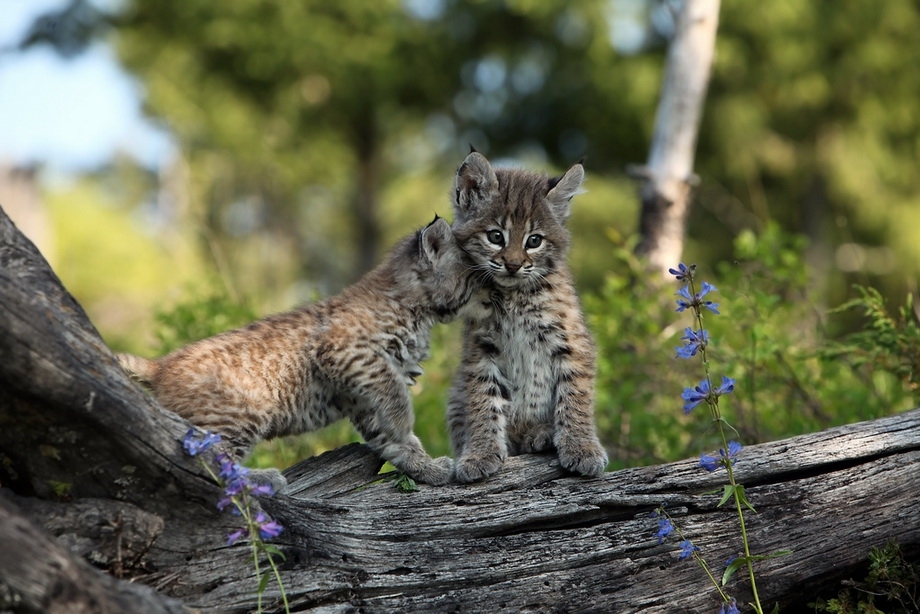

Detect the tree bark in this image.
[633,0,720,276]
[2,204,919,613]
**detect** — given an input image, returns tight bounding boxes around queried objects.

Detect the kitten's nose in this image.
[505,262,522,274]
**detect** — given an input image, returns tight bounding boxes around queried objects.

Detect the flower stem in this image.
[659,508,732,604]
[720,430,764,614]
[265,545,291,613]
[685,268,765,613]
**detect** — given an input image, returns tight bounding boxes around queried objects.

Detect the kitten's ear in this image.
[546,163,585,222]
[452,152,498,218]
[420,216,454,263]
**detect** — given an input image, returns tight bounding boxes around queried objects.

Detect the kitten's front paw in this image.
[453,453,505,483]
[412,456,454,486]
[557,441,608,478]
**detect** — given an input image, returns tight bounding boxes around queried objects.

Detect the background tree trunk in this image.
[633,0,721,275]
[2,205,919,613]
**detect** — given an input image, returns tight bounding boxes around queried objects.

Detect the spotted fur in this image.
[448,152,608,483]
[118,217,473,485]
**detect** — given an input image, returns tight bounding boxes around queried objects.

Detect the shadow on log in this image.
[1,205,919,613]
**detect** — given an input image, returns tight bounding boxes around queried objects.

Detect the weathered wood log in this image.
[2,204,919,613]
[0,495,186,614]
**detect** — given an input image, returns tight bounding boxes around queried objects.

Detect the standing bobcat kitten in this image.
[118,217,472,485]
[447,152,608,483]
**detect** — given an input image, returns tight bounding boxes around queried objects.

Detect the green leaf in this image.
[261,544,287,560]
[722,556,749,586]
[717,484,735,507]
[394,473,419,493]
[257,570,271,594]
[722,551,793,586]
[735,484,758,513]
[49,480,73,500]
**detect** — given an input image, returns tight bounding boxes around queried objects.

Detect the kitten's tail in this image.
[116,353,158,386]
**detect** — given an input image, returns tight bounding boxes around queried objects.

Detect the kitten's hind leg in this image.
[351,372,453,486]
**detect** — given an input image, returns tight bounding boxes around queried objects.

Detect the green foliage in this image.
[389,473,421,493]
[45,177,209,353]
[811,541,920,614]
[152,287,259,354]
[49,480,73,501]
[589,222,915,470]
[822,286,920,404]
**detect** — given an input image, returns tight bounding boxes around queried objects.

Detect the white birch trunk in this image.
[633,0,721,275]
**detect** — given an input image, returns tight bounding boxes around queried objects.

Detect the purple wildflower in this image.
[681,379,710,413]
[216,454,250,482]
[255,512,284,540]
[675,286,695,313]
[676,327,709,359]
[227,528,248,546]
[655,517,675,544]
[250,483,275,497]
[678,539,700,561]
[682,376,735,414]
[699,452,721,472]
[699,441,743,472]
[182,428,222,456]
[719,598,740,614]
[668,263,693,282]
[726,440,742,458]
[715,375,735,396]
[675,283,720,315]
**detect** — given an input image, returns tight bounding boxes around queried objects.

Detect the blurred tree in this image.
[631,0,720,276]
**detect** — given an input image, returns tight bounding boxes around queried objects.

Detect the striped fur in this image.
[448,152,608,483]
[117,217,473,485]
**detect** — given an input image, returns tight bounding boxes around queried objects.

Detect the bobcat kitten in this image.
[118,217,472,486]
[447,152,608,483]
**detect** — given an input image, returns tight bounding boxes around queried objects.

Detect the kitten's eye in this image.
[486,230,505,246]
[525,234,543,249]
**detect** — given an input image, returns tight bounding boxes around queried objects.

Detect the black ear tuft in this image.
[468,143,478,154]
[577,155,587,166]
[453,152,499,215]
[421,216,453,261]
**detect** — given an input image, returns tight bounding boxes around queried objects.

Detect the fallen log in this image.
[1,205,918,613]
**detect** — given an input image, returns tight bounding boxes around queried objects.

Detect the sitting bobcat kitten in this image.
[118,217,472,486]
[447,152,608,483]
